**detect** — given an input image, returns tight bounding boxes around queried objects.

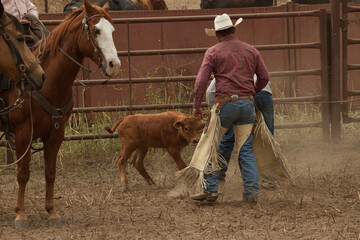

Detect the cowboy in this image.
[190,13,270,203]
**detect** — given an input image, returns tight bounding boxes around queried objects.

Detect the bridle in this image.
[0,16,40,92]
[0,16,40,116]
[58,13,111,87]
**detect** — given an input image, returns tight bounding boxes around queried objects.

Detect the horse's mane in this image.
[44,8,83,59]
[43,4,112,60]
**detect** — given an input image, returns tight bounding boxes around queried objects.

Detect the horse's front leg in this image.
[14,131,32,229]
[43,130,65,226]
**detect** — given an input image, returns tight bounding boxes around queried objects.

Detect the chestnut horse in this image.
[0,1,45,91]
[0,0,120,228]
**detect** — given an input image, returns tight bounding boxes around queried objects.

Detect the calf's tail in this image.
[104,117,125,134]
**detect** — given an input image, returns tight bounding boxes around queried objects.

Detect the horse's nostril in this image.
[109,61,114,68]
[42,74,46,82]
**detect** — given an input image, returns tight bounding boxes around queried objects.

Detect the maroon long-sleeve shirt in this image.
[193,35,269,109]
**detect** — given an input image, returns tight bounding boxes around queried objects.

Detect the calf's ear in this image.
[173,120,182,129]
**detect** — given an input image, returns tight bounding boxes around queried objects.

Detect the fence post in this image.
[330,0,342,142]
[45,0,48,13]
[127,21,133,115]
[319,9,330,142]
[286,2,297,99]
[341,0,349,123]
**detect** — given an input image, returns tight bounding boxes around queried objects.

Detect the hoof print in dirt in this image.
[48,218,63,227]
[14,220,29,229]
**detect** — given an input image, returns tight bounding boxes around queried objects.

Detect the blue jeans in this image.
[254,91,274,134]
[204,92,274,199]
[203,98,258,198]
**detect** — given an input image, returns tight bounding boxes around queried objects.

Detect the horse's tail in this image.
[104,117,125,134]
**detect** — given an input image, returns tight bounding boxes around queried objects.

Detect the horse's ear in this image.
[102,1,110,11]
[83,0,96,16]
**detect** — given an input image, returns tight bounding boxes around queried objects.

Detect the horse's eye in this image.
[16,37,25,42]
[15,34,25,42]
[93,28,100,35]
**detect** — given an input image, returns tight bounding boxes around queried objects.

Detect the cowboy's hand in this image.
[193,108,203,120]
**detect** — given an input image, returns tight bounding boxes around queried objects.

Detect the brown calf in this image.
[105,111,205,189]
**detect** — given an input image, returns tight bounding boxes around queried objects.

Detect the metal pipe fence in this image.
[64,9,331,142]
[1,8,333,148]
[342,0,360,124]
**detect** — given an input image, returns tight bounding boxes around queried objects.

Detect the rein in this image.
[0,94,35,171]
[0,94,24,116]
[24,13,50,61]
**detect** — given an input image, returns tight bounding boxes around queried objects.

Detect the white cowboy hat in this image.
[205,13,243,37]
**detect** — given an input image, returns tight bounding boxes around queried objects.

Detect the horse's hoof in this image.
[48,218,63,227]
[14,220,29,229]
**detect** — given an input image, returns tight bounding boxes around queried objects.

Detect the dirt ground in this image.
[1,0,359,239]
[0,126,359,239]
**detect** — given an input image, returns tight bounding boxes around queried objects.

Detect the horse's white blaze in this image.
[95,18,121,76]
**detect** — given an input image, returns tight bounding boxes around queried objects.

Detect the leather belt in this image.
[216,95,254,102]
[215,95,254,113]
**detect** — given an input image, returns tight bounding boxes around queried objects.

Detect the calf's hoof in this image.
[48,218,63,227]
[14,220,29,229]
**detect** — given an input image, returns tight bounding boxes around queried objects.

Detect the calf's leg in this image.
[133,147,155,185]
[117,145,134,189]
[167,147,187,170]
